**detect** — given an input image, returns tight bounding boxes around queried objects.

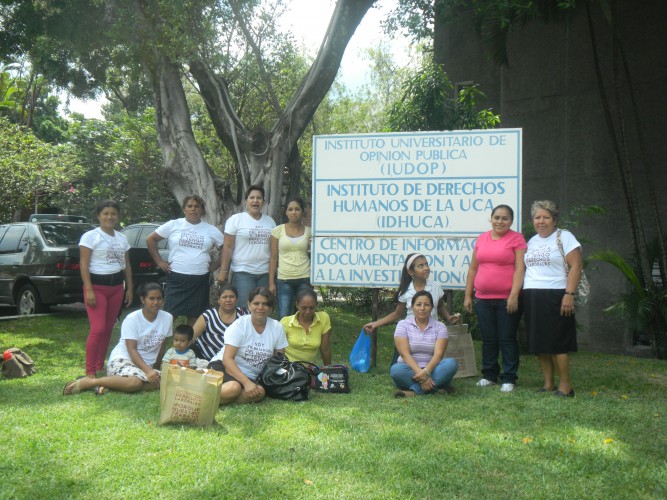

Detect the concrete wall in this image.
[435,1,667,355]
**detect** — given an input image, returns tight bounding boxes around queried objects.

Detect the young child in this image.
[162,325,197,368]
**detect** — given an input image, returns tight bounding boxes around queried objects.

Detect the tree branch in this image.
[229,0,283,115]
[189,59,251,190]
[277,0,377,145]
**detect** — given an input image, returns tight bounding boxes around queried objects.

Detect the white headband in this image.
[406,253,424,270]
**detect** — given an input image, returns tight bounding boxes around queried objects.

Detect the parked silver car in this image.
[0,222,94,315]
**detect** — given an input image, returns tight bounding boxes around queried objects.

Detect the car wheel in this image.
[17,284,45,315]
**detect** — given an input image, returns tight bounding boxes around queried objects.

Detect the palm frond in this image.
[589,250,643,293]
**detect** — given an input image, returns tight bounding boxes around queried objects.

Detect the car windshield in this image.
[38,223,95,246]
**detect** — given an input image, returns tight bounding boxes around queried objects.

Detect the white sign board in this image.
[311,129,522,288]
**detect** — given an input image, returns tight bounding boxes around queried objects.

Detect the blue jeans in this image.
[232,272,269,307]
[276,278,312,319]
[390,358,458,394]
[474,298,522,384]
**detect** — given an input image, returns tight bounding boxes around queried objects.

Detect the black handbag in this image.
[304,363,351,394]
[259,352,311,402]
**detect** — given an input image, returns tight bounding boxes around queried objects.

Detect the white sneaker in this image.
[476,378,496,387]
[500,383,516,392]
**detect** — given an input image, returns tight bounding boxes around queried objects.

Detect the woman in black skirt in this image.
[146,195,224,325]
[523,200,583,397]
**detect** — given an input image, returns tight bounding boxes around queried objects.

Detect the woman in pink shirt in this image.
[464,205,527,392]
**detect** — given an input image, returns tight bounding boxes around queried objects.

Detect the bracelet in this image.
[424,369,431,376]
[221,270,228,274]
[565,291,576,296]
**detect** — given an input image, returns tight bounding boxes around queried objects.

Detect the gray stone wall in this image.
[436,1,667,355]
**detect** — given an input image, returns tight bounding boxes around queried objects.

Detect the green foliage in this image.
[383,0,436,43]
[387,60,499,132]
[318,286,396,312]
[451,289,480,337]
[0,1,375,210]
[0,62,22,119]
[0,2,110,97]
[385,1,579,65]
[51,109,177,224]
[32,94,69,143]
[0,61,69,143]
[590,242,667,359]
[0,117,79,222]
[1,308,666,497]
[0,55,176,222]
[521,204,606,241]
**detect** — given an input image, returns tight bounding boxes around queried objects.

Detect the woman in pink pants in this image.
[79,200,133,386]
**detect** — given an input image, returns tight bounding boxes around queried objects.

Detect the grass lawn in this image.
[1,306,666,499]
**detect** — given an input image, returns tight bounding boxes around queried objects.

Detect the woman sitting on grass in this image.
[281,288,331,366]
[208,287,288,405]
[390,291,458,397]
[364,252,461,365]
[63,283,172,396]
[190,284,248,361]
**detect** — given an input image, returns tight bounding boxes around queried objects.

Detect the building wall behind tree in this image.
[436,1,667,355]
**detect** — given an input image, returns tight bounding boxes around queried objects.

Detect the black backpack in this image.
[259,352,311,402]
[1,348,36,379]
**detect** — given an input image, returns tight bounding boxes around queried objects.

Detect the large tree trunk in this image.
[189,0,376,222]
[133,0,374,225]
[147,56,233,227]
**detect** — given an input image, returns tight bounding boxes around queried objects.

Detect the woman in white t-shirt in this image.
[208,287,288,405]
[79,200,132,380]
[147,195,224,325]
[523,200,583,398]
[64,283,172,395]
[218,185,276,307]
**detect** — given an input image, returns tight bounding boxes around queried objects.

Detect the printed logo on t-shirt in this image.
[139,330,165,350]
[525,244,552,268]
[105,243,125,265]
[242,341,273,368]
[249,226,271,245]
[178,229,205,250]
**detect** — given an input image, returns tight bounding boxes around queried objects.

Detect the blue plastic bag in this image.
[349,329,371,373]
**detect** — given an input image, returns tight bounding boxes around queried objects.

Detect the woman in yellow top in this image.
[281,288,332,365]
[269,197,313,319]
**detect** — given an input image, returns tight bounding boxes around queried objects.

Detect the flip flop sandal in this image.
[63,377,84,396]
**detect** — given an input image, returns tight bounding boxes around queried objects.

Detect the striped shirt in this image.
[193,306,247,360]
[394,316,448,367]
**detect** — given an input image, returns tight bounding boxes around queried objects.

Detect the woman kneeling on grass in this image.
[63,283,172,396]
[390,291,458,397]
[208,287,288,405]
